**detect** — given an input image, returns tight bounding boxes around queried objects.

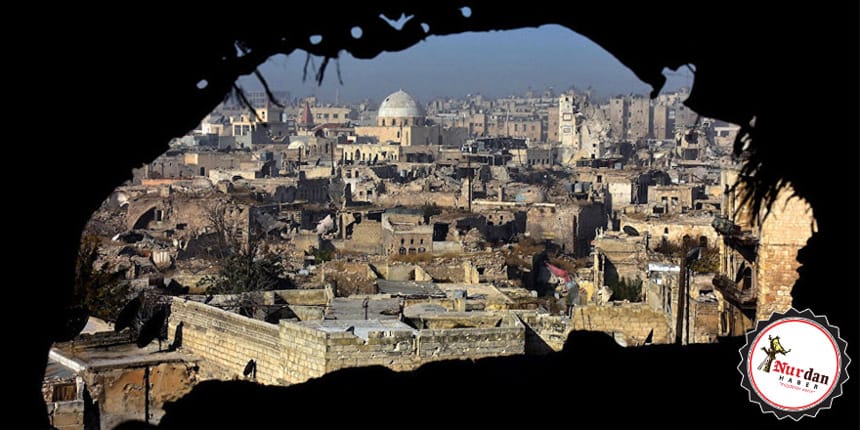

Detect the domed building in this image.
[377,90,425,127]
[347,89,468,165]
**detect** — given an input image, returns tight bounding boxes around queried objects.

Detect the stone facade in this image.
[353,124,442,147]
[168,299,284,384]
[526,202,606,257]
[620,213,718,250]
[714,169,816,333]
[754,189,815,321]
[84,362,197,430]
[516,303,672,351]
[647,184,696,214]
[45,400,84,430]
[340,142,402,163]
[382,212,433,255]
[652,102,673,140]
[168,298,525,386]
[608,97,627,140]
[627,97,652,141]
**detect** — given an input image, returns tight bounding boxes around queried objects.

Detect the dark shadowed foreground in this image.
[13,2,858,428]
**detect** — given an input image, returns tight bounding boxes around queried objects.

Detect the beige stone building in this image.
[340,142,402,164]
[382,210,433,255]
[647,184,697,215]
[526,202,607,257]
[652,101,673,140]
[620,212,718,251]
[309,106,357,124]
[354,90,443,147]
[608,96,628,140]
[711,168,816,335]
[546,105,559,142]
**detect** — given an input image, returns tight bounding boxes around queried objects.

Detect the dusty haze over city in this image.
[239,24,694,104]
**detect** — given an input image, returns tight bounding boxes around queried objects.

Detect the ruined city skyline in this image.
[45,80,819,428]
[239,25,695,105]
[26,4,857,429]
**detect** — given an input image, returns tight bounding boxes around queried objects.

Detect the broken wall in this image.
[375,190,458,209]
[168,298,525,386]
[84,362,197,430]
[46,400,84,430]
[620,214,718,250]
[516,303,672,351]
[343,219,384,254]
[755,189,815,321]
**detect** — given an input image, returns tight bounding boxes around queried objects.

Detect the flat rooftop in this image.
[299,319,417,340]
[51,341,195,371]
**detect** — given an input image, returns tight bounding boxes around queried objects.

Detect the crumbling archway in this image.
[131,206,162,230]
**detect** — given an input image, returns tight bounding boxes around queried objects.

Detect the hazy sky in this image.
[239,24,693,105]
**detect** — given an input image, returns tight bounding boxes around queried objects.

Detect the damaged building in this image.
[711,167,816,336]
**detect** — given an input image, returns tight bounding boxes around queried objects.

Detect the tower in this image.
[298,100,314,132]
[558,93,577,147]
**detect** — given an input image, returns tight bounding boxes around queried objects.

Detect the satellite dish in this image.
[53,305,90,342]
[243,359,257,379]
[136,307,168,349]
[115,296,142,333]
[623,225,640,236]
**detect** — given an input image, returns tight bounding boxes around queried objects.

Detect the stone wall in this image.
[290,231,320,255]
[85,362,196,430]
[126,194,217,234]
[346,220,384,254]
[517,312,570,353]
[279,322,327,384]
[169,298,525,387]
[375,191,458,208]
[274,288,329,306]
[569,304,672,346]
[647,185,695,213]
[46,401,84,430]
[517,303,672,351]
[621,214,718,250]
[419,318,523,360]
[689,300,720,344]
[322,261,377,296]
[576,203,608,257]
[323,314,523,373]
[325,330,418,373]
[526,203,607,258]
[755,190,815,321]
[168,299,282,384]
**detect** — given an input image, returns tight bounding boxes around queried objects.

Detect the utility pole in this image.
[675,256,687,345]
[676,247,701,345]
[466,154,473,213]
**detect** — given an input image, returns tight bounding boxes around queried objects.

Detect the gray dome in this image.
[378,90,423,119]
